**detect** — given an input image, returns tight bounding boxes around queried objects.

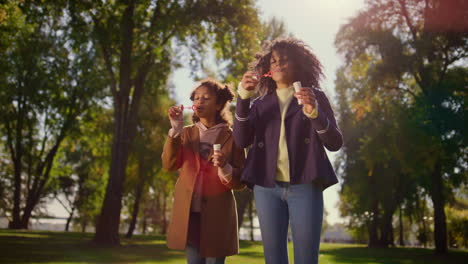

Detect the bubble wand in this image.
[180,105,198,111]
[293,81,303,105]
[252,70,273,81]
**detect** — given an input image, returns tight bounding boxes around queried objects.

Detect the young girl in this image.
[162,79,245,264]
[233,38,343,264]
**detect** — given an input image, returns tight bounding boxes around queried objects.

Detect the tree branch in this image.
[91,14,118,100]
[119,0,136,102]
[4,117,16,165]
[55,195,72,214]
[398,0,418,41]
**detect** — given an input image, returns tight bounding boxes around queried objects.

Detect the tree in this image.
[335,0,467,253]
[124,85,173,238]
[0,1,103,229]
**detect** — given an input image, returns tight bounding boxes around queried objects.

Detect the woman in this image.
[233,38,343,264]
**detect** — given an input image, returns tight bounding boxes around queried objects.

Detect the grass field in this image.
[0,229,466,264]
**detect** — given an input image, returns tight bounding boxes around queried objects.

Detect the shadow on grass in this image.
[0,229,184,263]
[321,244,468,264]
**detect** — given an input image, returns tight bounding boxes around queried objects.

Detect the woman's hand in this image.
[294,87,318,115]
[241,71,259,91]
[212,150,227,168]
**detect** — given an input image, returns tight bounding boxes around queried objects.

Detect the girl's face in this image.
[192,86,221,120]
[270,50,295,85]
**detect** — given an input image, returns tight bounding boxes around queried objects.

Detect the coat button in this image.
[258,142,264,148]
[304,138,310,144]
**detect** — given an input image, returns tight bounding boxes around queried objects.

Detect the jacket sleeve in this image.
[308,90,343,151]
[222,139,246,190]
[233,97,258,148]
[161,130,184,172]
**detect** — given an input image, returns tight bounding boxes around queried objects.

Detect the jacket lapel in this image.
[259,92,281,120]
[286,97,302,120]
[260,90,301,120]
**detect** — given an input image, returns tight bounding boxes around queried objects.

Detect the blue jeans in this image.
[186,244,226,264]
[254,182,323,264]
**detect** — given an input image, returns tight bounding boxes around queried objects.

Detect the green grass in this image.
[0,229,466,263]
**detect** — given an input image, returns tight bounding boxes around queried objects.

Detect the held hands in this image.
[294,87,318,116]
[241,71,259,91]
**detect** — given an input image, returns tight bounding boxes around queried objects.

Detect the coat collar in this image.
[186,123,232,162]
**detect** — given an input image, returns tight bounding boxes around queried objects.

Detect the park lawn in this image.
[0,229,466,264]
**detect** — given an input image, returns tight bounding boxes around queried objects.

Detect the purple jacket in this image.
[233,88,343,190]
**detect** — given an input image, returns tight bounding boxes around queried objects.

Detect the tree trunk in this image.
[389,222,395,247]
[93,130,130,245]
[8,105,25,230]
[65,207,75,232]
[234,189,253,229]
[19,194,38,229]
[430,163,448,254]
[10,155,23,229]
[81,221,87,233]
[93,0,143,246]
[380,201,397,247]
[368,170,380,248]
[399,205,405,246]
[249,198,254,241]
[141,215,147,235]
[368,200,380,248]
[422,217,428,248]
[126,174,144,238]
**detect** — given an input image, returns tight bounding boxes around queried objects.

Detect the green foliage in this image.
[0,1,105,227]
[46,101,113,231]
[122,85,175,235]
[334,0,467,249]
[447,186,468,248]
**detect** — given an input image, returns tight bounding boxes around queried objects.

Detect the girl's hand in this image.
[241,71,259,91]
[212,150,227,167]
[168,105,183,122]
[168,106,184,134]
[294,87,318,114]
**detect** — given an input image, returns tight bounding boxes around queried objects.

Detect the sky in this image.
[172,0,365,225]
[48,0,366,226]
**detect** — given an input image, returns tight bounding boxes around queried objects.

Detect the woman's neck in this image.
[199,117,217,128]
[276,81,292,89]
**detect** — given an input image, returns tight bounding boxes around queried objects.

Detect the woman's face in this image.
[192,86,221,120]
[269,50,295,85]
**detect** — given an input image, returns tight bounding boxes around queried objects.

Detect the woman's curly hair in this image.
[251,37,325,96]
[190,78,234,125]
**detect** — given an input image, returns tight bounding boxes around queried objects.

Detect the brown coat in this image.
[161,124,245,257]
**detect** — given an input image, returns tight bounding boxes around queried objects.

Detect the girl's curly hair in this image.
[251,37,325,96]
[190,78,234,125]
